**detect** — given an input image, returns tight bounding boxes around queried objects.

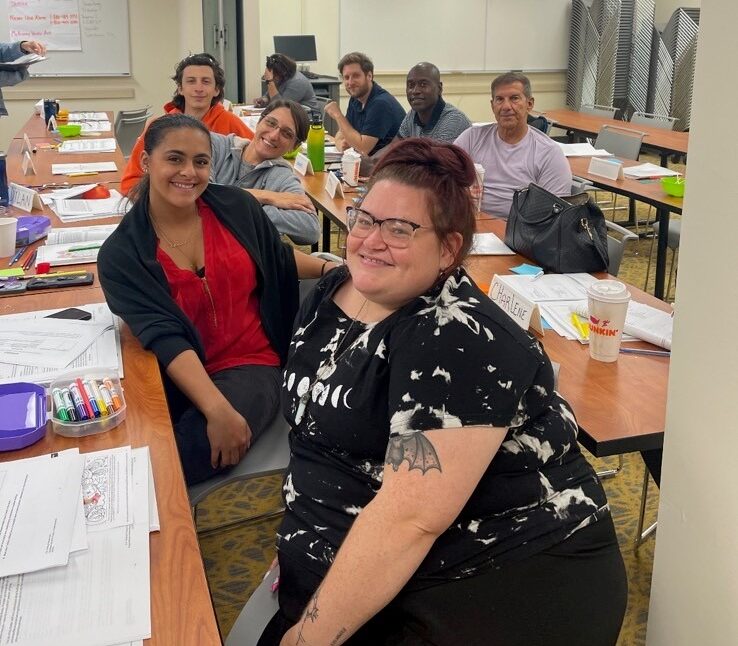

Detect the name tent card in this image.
[293,153,314,177]
[588,156,624,181]
[325,171,344,199]
[46,114,58,132]
[488,275,544,335]
[22,133,33,155]
[9,183,43,212]
[21,151,37,176]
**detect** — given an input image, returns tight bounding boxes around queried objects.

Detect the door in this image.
[202,0,243,103]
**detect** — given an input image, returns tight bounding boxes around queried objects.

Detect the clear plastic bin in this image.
[48,369,126,437]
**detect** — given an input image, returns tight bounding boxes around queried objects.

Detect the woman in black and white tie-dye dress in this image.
[259,139,627,646]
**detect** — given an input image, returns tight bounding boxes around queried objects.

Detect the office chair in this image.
[629,111,677,131]
[113,105,152,131]
[580,103,618,119]
[188,279,320,532]
[605,220,638,277]
[644,219,680,300]
[225,566,280,645]
[114,108,153,159]
[593,125,645,228]
[527,113,551,134]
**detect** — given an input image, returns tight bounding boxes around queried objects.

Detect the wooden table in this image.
[14,111,115,140]
[301,174,669,457]
[545,107,689,166]
[569,156,683,300]
[0,115,221,645]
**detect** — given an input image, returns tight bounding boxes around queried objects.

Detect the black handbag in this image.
[504,184,609,274]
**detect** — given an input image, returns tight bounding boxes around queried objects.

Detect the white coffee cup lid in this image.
[587,279,631,303]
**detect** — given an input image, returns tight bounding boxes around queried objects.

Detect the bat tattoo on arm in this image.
[385,432,442,473]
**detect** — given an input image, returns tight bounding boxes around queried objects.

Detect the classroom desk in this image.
[300,177,669,457]
[545,107,689,166]
[6,136,126,186]
[0,116,221,645]
[14,111,116,140]
[569,155,683,300]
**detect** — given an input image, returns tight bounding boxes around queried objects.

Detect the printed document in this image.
[497,273,598,302]
[58,138,117,154]
[470,232,515,255]
[82,447,133,532]
[51,162,118,175]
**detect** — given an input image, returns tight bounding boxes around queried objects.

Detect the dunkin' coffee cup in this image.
[587,280,631,362]
[470,163,485,212]
[341,149,361,187]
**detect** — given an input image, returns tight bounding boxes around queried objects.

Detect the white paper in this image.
[497,273,598,303]
[557,142,612,157]
[575,300,673,350]
[622,162,681,179]
[147,454,160,533]
[470,232,515,255]
[0,319,110,369]
[66,121,112,133]
[51,162,118,175]
[67,112,108,121]
[0,303,123,385]
[58,138,117,154]
[0,450,85,578]
[35,242,101,267]
[47,224,117,245]
[82,447,133,532]
[51,190,128,221]
[0,448,152,646]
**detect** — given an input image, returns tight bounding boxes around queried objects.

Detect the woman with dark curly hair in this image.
[254,53,318,111]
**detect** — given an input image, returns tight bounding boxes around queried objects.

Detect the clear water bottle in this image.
[306,111,325,172]
[0,153,9,207]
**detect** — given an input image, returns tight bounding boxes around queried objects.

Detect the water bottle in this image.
[0,153,9,207]
[306,111,325,172]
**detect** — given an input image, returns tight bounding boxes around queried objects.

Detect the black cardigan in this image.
[98,183,299,368]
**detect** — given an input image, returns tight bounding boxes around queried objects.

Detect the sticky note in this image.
[510,263,543,276]
[0,269,24,277]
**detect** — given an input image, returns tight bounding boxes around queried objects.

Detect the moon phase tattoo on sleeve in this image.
[385,432,442,474]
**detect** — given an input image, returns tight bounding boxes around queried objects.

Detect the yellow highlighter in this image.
[570,313,590,341]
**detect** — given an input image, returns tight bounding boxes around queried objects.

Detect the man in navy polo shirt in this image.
[324,52,405,156]
[397,62,472,143]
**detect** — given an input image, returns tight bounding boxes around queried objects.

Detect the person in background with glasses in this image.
[122,53,254,195]
[259,138,627,645]
[254,53,318,112]
[124,100,319,245]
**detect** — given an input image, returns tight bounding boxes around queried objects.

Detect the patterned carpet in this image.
[197,160,677,644]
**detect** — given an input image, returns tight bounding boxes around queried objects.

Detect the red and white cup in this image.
[587,280,631,362]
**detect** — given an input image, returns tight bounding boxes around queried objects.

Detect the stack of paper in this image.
[622,162,681,179]
[67,120,112,133]
[0,302,123,385]
[67,112,109,121]
[43,186,129,223]
[470,232,515,255]
[575,300,673,349]
[35,225,118,266]
[58,138,117,154]
[557,142,612,157]
[0,446,157,646]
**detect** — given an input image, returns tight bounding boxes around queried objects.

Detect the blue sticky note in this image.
[510,263,543,276]
[541,316,553,330]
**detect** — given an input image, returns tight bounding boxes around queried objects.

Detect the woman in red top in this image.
[99,114,339,484]
[121,53,254,195]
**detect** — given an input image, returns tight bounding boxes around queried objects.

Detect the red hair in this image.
[368,138,477,269]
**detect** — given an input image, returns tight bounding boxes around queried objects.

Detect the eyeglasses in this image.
[346,207,432,248]
[260,116,296,142]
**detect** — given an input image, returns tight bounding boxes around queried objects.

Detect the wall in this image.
[646,0,737,644]
[655,0,700,26]
[0,0,204,146]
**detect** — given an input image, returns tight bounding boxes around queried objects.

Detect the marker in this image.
[86,378,108,416]
[75,378,95,419]
[570,313,589,340]
[97,382,115,412]
[103,377,122,411]
[68,383,89,420]
[8,246,27,267]
[82,380,101,418]
[51,388,69,421]
[67,244,102,253]
[619,347,670,357]
[60,388,77,422]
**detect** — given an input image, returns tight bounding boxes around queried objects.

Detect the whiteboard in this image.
[340,0,570,72]
[0,0,131,77]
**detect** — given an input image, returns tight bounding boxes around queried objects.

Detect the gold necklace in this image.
[150,216,201,271]
[294,299,368,425]
[150,212,199,248]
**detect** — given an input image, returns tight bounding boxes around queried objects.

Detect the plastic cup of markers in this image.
[48,368,126,437]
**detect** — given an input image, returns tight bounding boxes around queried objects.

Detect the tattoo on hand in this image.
[295,589,320,644]
[385,432,442,473]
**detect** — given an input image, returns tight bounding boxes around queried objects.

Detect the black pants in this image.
[164,364,281,486]
[259,516,627,646]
